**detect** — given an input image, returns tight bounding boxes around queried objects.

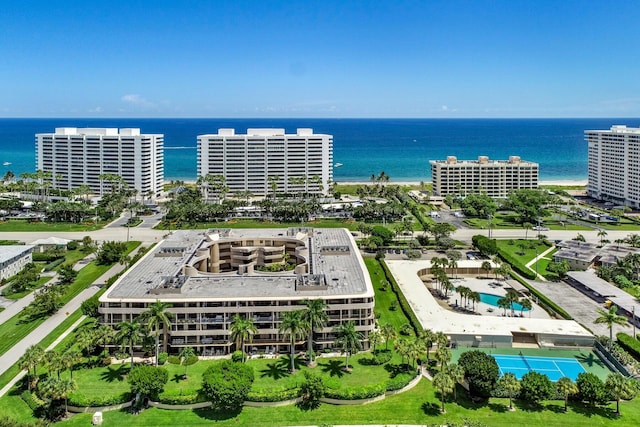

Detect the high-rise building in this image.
[430,156,539,198]
[197,128,333,197]
[35,127,164,197]
[586,125,640,208]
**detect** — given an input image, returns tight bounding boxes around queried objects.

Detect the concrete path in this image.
[524,245,556,281]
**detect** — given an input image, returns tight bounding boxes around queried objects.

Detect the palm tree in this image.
[141,300,174,366]
[406,338,423,368]
[38,376,77,415]
[594,306,628,346]
[230,314,258,363]
[520,298,532,317]
[556,376,578,412]
[394,338,410,365]
[497,297,511,316]
[419,329,436,365]
[45,350,65,379]
[625,233,640,248]
[448,363,465,401]
[481,260,492,278]
[279,310,309,372]
[497,372,521,410]
[523,222,533,240]
[115,320,145,369]
[301,299,328,365]
[334,321,363,371]
[380,324,396,351]
[179,346,196,378]
[505,290,520,317]
[434,346,451,371]
[606,372,635,416]
[369,330,382,353]
[433,371,454,413]
[18,345,44,391]
[598,229,608,246]
[61,349,82,381]
[469,291,480,312]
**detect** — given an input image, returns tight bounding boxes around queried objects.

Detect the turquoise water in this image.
[479,292,530,311]
[0,118,636,181]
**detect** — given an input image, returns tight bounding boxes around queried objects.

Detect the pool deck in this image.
[386,260,593,345]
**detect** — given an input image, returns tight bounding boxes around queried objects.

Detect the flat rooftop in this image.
[0,245,34,262]
[101,228,372,303]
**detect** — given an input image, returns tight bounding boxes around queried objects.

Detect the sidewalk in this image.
[524,245,556,281]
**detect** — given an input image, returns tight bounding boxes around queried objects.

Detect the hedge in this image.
[379,260,423,335]
[20,391,45,411]
[43,258,65,272]
[616,332,640,361]
[68,391,131,407]
[324,383,387,400]
[497,250,537,280]
[384,372,417,392]
[246,387,300,402]
[32,252,64,262]
[157,389,206,405]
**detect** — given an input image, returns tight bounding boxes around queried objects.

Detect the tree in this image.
[279,310,309,372]
[202,360,254,411]
[334,321,363,371]
[546,260,570,279]
[505,189,550,224]
[460,193,497,218]
[520,371,554,404]
[371,226,394,246]
[115,320,145,369]
[95,241,128,265]
[301,299,328,365]
[369,329,382,352]
[505,290,520,317]
[497,297,511,316]
[481,260,492,278]
[594,306,627,346]
[576,372,608,405]
[179,347,196,379]
[520,298,532,317]
[434,346,451,371]
[18,345,44,391]
[433,371,454,413]
[380,324,396,351]
[230,315,258,363]
[597,229,608,246]
[458,350,499,398]
[605,372,637,416]
[56,264,78,286]
[556,376,578,412]
[127,365,168,399]
[44,350,65,379]
[37,376,77,418]
[61,349,82,381]
[299,370,325,410]
[141,300,174,366]
[497,372,521,410]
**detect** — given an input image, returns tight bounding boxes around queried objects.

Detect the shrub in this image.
[576,372,608,405]
[359,351,392,366]
[458,350,499,398]
[399,324,412,336]
[617,332,640,361]
[520,371,554,403]
[232,350,245,363]
[42,258,64,272]
[324,383,386,400]
[67,392,131,407]
[32,252,64,262]
[157,389,206,405]
[21,391,45,411]
[157,352,168,365]
[385,372,416,392]
[80,297,100,318]
[246,387,299,402]
[66,241,78,250]
[299,371,325,409]
[202,360,254,411]
[128,365,169,399]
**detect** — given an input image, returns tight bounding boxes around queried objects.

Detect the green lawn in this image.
[2,276,52,300]
[497,239,550,263]
[54,379,640,427]
[365,257,410,330]
[0,220,105,232]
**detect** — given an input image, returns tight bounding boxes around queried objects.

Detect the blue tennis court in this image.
[494,354,586,381]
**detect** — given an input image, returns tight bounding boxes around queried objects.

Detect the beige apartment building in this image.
[99,228,374,356]
[430,156,539,198]
[197,128,333,197]
[587,125,640,208]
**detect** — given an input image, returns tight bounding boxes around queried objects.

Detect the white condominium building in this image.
[586,125,640,208]
[197,128,333,197]
[35,127,164,197]
[430,156,539,198]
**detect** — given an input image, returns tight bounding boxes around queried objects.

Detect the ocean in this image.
[0,118,636,183]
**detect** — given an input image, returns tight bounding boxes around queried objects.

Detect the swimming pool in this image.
[479,293,530,311]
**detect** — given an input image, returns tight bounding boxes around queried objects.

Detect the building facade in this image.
[36,128,164,197]
[99,228,374,356]
[586,125,640,208]
[197,128,333,197]
[0,245,34,281]
[430,156,539,198]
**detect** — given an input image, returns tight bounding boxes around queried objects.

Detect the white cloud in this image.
[121,94,156,108]
[88,106,103,113]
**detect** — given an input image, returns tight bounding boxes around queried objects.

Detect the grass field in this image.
[365,257,411,330]
[0,220,105,232]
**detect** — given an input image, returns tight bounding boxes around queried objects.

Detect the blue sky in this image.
[1,0,639,118]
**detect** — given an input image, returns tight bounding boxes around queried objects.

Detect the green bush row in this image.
[43,258,65,272]
[68,391,131,407]
[384,372,417,392]
[324,383,387,400]
[32,252,64,262]
[20,391,44,411]
[246,387,300,402]
[497,250,537,280]
[616,332,640,361]
[167,355,199,365]
[379,260,423,335]
[157,389,206,405]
